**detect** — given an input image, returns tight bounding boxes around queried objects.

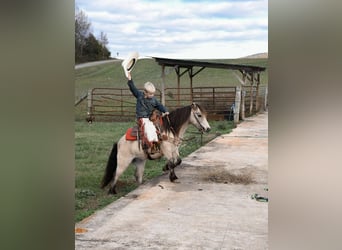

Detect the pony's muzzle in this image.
[199,126,210,133]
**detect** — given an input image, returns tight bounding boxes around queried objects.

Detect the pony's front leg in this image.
[169,155,182,182]
[163,158,182,182]
[169,166,178,182]
[160,142,181,182]
[163,157,182,171]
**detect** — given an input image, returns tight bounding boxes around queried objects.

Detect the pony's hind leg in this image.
[132,158,147,184]
[109,154,134,194]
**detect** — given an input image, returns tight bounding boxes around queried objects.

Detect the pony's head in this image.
[189,103,211,133]
[163,103,211,135]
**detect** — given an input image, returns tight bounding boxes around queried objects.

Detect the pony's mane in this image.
[162,104,206,136]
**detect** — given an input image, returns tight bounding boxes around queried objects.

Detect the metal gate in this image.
[84,86,267,122]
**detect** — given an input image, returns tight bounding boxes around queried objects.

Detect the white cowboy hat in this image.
[121,51,139,77]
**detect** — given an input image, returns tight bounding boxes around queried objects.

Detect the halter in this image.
[192,108,207,133]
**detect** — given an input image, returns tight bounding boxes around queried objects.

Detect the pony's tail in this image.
[100,143,118,189]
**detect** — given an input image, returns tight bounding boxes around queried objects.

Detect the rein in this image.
[164,115,181,145]
[165,115,177,136]
[163,109,203,145]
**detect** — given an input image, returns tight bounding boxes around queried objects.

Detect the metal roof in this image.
[153,57,266,73]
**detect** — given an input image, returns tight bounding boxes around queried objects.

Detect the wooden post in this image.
[264,87,268,111]
[189,68,193,102]
[240,73,246,120]
[234,86,241,123]
[255,73,260,112]
[249,72,254,115]
[87,89,93,121]
[240,89,245,120]
[176,67,180,107]
[161,65,166,105]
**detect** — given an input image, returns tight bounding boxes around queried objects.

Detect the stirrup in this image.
[150,142,160,154]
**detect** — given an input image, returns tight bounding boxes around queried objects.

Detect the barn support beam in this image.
[174,66,181,106]
[240,72,247,120]
[264,87,268,111]
[188,67,193,102]
[161,65,166,105]
[249,72,254,115]
[233,71,246,86]
[234,86,241,123]
[255,73,261,112]
[234,70,247,120]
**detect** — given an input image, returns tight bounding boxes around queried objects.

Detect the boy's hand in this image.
[127,71,131,80]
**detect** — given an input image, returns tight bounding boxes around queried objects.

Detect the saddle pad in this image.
[125,127,138,141]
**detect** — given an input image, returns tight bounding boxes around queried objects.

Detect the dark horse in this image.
[101,103,211,194]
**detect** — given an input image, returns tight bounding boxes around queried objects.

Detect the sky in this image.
[75,0,268,59]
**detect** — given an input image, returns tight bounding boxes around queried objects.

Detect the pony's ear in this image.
[191,102,197,109]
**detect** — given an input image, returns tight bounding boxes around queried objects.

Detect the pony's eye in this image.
[197,114,202,118]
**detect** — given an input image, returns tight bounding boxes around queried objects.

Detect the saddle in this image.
[125,110,167,155]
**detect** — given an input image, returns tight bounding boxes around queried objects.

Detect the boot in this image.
[150,141,160,154]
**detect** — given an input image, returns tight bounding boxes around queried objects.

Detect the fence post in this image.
[249,75,254,115]
[87,89,93,121]
[161,65,166,105]
[255,86,260,113]
[240,89,245,120]
[234,86,241,123]
[264,87,268,111]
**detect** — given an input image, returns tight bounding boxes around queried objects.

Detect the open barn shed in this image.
[153,57,266,122]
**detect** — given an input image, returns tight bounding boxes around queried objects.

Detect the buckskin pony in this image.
[101,103,211,194]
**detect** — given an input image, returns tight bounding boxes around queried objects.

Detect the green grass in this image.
[75,120,234,222]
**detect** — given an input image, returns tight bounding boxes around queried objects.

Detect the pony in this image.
[101,103,211,194]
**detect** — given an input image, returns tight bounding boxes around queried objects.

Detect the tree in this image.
[99,31,108,48]
[83,33,102,61]
[98,31,110,59]
[75,7,111,63]
[75,8,91,62]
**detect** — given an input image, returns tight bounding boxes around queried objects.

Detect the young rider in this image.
[126,72,169,150]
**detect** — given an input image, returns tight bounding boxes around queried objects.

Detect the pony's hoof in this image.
[108,187,117,195]
[169,172,178,182]
[176,158,182,166]
[162,164,169,171]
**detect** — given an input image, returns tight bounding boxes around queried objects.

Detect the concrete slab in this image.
[75,112,268,249]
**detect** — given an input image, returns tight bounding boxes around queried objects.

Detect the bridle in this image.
[164,104,208,141]
[191,108,207,133]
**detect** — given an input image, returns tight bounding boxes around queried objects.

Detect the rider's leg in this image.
[142,118,159,142]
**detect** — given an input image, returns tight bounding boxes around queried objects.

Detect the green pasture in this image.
[75,120,234,222]
[75,58,267,222]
